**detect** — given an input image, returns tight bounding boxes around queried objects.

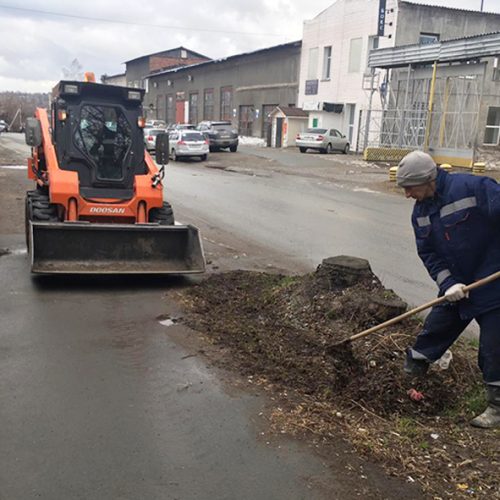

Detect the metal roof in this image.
[147,41,301,79]
[400,1,500,16]
[369,31,500,68]
[124,46,210,65]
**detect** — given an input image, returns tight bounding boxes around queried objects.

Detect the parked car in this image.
[0,120,8,133]
[145,119,166,128]
[167,123,196,133]
[296,128,349,154]
[169,130,209,161]
[144,128,167,153]
[197,121,238,152]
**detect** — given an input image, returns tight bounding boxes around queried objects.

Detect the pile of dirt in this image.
[174,257,499,498]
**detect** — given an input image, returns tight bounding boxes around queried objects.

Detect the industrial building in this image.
[143,41,301,142]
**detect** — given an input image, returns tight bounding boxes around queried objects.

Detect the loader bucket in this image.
[29,222,205,274]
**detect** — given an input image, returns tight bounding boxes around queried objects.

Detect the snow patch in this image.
[238,136,266,147]
[0,165,26,169]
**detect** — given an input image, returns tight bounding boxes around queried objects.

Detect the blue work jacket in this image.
[412,168,500,319]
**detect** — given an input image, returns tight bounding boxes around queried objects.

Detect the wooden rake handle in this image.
[338,270,500,345]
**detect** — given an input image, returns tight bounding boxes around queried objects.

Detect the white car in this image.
[169,130,209,161]
[144,128,166,152]
[296,128,349,154]
[0,120,8,133]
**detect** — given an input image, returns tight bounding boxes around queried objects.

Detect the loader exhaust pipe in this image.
[29,222,205,274]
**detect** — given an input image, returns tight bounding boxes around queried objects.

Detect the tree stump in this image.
[315,256,376,290]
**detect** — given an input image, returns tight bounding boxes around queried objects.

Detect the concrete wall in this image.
[146,43,301,138]
[395,2,500,45]
[102,74,126,87]
[126,58,150,88]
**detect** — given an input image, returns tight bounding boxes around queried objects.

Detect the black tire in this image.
[26,190,58,250]
[320,147,327,154]
[229,145,237,153]
[171,149,177,161]
[200,154,207,161]
[29,191,58,222]
[299,147,307,153]
[343,143,350,154]
[25,195,32,250]
[149,202,174,226]
[326,143,332,154]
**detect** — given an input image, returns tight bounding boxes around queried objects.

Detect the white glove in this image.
[444,283,469,302]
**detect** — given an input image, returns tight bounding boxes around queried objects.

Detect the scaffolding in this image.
[362,32,500,166]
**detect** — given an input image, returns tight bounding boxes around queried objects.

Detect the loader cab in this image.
[51,81,147,200]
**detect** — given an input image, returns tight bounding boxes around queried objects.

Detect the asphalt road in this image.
[0,134,422,499]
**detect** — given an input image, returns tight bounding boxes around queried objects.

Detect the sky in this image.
[1,0,500,93]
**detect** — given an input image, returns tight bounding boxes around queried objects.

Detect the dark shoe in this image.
[404,349,429,377]
[470,385,500,429]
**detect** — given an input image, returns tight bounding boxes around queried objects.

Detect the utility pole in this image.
[481,0,484,11]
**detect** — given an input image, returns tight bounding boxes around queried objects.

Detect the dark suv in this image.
[197,121,238,152]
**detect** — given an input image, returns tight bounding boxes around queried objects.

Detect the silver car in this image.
[296,128,349,154]
[144,128,167,153]
[169,130,209,161]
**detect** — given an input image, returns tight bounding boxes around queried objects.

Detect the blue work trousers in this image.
[412,303,500,384]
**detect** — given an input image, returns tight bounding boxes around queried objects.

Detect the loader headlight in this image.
[63,84,79,95]
[127,90,142,100]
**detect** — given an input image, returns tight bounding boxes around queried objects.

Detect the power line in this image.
[0,3,284,37]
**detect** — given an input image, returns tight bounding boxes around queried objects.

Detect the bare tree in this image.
[62,59,84,81]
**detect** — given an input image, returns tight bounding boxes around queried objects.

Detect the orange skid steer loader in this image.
[24,75,205,274]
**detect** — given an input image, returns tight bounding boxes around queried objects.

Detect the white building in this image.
[298,0,397,151]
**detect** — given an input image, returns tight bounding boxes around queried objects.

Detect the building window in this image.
[419,33,439,45]
[220,86,232,121]
[484,107,500,145]
[166,94,174,125]
[348,38,363,73]
[493,58,500,81]
[180,49,187,58]
[322,46,332,80]
[308,47,319,80]
[188,93,198,125]
[204,88,214,120]
[366,36,379,70]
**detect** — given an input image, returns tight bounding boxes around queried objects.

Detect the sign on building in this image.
[378,0,386,36]
[305,79,319,95]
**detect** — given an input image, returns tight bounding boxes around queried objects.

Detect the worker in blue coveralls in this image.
[397,150,500,429]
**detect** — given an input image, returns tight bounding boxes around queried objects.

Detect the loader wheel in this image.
[25,196,32,250]
[25,189,51,250]
[149,202,174,225]
[31,195,59,222]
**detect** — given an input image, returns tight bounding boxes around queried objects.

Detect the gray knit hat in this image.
[397,151,437,187]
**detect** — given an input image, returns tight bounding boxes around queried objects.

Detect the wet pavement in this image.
[1,243,335,499]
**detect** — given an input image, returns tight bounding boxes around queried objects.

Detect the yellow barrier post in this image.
[472,162,486,175]
[389,166,398,182]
